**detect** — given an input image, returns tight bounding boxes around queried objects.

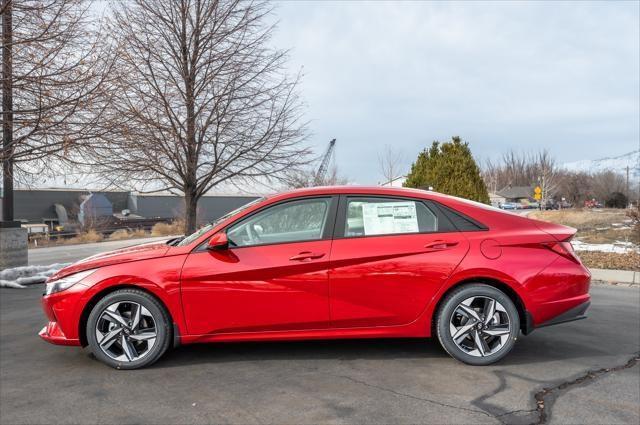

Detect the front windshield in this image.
[176,197,266,246]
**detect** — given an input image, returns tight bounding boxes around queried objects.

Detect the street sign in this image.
[534,186,542,200]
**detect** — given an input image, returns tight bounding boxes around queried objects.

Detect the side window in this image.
[344,197,438,237]
[227,198,330,247]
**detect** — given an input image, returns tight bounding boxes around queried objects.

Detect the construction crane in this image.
[313,138,336,186]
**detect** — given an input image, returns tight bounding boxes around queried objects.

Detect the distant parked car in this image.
[584,199,603,208]
[500,202,519,210]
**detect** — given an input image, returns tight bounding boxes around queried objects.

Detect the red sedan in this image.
[40,186,590,369]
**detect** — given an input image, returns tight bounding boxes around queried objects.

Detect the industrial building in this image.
[0,189,259,229]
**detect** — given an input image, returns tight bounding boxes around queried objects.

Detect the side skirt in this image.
[179,322,429,345]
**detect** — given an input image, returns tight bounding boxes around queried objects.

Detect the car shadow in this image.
[150,327,610,370]
[152,338,448,369]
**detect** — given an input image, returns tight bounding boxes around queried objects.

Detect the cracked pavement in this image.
[1,284,638,424]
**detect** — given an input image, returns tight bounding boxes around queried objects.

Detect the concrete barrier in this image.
[590,268,639,284]
[0,225,28,269]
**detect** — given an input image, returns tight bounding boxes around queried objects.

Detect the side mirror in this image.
[207,232,229,250]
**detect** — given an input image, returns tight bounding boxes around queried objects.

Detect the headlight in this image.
[45,269,97,296]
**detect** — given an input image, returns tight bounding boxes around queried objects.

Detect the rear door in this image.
[328,196,470,328]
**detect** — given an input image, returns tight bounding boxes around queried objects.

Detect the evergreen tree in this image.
[404,137,490,203]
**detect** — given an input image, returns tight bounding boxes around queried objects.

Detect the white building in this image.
[379,175,407,188]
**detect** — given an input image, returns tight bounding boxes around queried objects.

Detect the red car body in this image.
[40,186,590,350]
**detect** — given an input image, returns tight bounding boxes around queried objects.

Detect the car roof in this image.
[266,186,523,222]
[268,185,437,201]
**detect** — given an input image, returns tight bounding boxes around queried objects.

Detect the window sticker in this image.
[361,202,419,235]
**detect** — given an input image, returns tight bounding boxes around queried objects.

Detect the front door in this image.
[181,197,337,335]
[328,196,470,328]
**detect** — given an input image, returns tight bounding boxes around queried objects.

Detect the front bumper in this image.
[39,283,88,346]
[39,321,81,346]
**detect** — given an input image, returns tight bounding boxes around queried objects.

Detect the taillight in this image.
[543,240,581,263]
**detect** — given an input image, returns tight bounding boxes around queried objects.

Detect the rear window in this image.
[345,197,438,237]
[434,203,487,231]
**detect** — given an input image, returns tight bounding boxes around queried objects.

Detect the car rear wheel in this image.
[436,284,519,365]
[86,289,172,370]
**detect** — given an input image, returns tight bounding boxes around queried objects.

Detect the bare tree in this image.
[498,150,532,187]
[590,171,626,202]
[378,144,403,186]
[2,0,108,221]
[286,164,348,189]
[555,170,590,206]
[83,0,309,233]
[482,149,558,202]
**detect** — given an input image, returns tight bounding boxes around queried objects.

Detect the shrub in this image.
[605,192,628,208]
[151,220,184,236]
[108,229,131,240]
[66,229,103,245]
[404,136,489,203]
[131,228,148,238]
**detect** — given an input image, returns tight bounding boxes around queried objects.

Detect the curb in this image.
[590,268,640,285]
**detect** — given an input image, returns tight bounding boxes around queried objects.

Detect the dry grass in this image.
[151,220,184,236]
[578,251,640,271]
[31,227,153,248]
[131,228,148,238]
[529,208,639,245]
[578,228,638,244]
[528,208,629,231]
[65,229,103,245]
[530,208,639,271]
[108,229,132,240]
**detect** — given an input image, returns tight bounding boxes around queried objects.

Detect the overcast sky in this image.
[271,1,640,184]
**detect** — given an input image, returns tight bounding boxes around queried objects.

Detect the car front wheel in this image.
[86,289,172,370]
[436,284,520,365]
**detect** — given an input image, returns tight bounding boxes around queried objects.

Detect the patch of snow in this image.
[0,280,25,289]
[0,263,71,288]
[572,240,639,254]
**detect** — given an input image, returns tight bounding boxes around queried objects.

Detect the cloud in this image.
[272,1,640,183]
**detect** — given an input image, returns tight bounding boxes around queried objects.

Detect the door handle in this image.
[289,251,325,261]
[424,240,459,250]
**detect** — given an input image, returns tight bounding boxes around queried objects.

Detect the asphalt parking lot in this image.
[1,282,638,425]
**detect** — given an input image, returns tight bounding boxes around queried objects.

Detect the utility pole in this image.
[2,0,14,223]
[625,166,629,206]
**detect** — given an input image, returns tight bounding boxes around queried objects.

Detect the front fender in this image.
[73,255,189,343]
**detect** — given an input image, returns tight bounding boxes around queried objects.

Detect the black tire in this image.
[86,289,172,370]
[436,284,519,366]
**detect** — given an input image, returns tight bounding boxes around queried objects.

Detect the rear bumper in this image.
[537,300,590,328]
[39,321,81,346]
[524,299,590,334]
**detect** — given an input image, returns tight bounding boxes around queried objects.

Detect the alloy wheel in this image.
[95,301,157,362]
[449,296,511,357]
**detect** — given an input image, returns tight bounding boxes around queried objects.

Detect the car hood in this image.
[48,240,171,281]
